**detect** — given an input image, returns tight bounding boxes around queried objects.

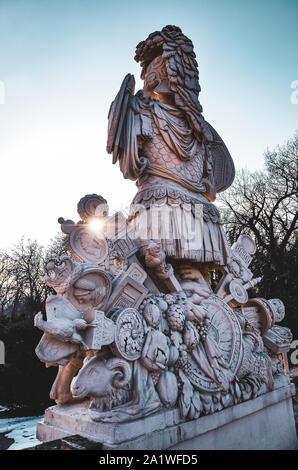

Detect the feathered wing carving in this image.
[107,73,135,162]
[107,74,147,180]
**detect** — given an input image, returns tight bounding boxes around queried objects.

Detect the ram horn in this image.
[106,358,132,388]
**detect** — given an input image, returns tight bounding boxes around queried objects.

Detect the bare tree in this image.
[219,134,297,253]
[218,132,298,334]
[0,234,65,319]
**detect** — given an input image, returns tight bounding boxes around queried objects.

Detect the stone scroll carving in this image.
[34,25,293,426]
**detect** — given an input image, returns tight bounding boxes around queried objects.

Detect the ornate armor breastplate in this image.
[138,119,205,191]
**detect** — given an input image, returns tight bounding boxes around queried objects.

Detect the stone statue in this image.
[33,26,295,448]
[107,25,234,268]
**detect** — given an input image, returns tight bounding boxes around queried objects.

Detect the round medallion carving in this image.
[187,296,243,393]
[228,279,248,306]
[66,268,112,313]
[111,308,146,360]
[69,226,108,265]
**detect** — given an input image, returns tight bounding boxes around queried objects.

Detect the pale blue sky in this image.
[0,0,297,248]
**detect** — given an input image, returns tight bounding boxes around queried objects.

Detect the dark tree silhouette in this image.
[0,235,65,411]
[218,132,298,338]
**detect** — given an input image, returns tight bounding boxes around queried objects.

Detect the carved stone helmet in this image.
[135,25,213,144]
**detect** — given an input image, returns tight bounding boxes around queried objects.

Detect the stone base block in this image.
[37,378,297,450]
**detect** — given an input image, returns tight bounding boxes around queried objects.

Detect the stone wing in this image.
[106,73,135,163]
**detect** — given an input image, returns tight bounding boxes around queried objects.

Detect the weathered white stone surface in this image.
[36,377,297,450]
[33,25,296,449]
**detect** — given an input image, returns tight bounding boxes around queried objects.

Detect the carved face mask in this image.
[144,55,171,95]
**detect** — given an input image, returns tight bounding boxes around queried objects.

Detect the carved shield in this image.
[206,122,235,193]
[187,296,243,393]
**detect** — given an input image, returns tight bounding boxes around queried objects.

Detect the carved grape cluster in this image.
[176,352,192,377]
[167,304,186,332]
[197,324,209,340]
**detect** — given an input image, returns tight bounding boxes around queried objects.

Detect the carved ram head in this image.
[71,354,132,401]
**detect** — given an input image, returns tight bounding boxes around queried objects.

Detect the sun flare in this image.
[88,218,103,234]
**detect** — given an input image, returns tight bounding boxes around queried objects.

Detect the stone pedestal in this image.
[36,376,297,450]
